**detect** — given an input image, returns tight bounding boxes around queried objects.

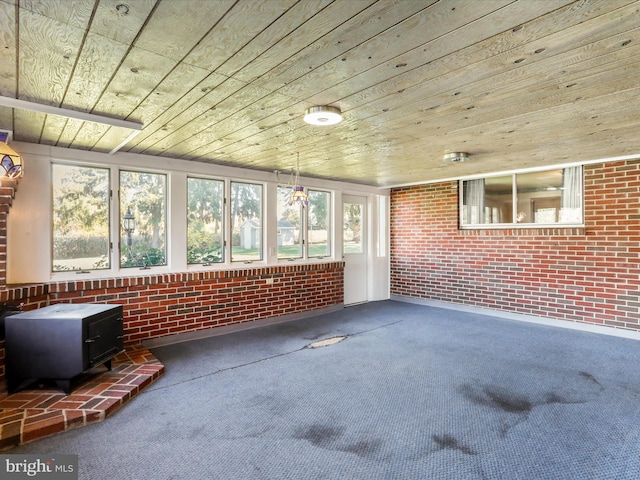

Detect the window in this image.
[230,181,262,262]
[52,164,110,272]
[120,170,167,268]
[343,201,363,253]
[275,187,332,260]
[48,160,336,280]
[277,186,302,259]
[308,189,331,257]
[460,166,583,227]
[187,177,224,264]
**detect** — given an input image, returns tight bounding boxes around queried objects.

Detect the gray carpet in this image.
[9,301,640,479]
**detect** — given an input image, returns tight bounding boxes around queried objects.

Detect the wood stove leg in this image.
[6,376,21,394]
[104,359,112,371]
[55,379,72,395]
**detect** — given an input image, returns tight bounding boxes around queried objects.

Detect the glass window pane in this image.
[120,170,167,268]
[277,186,302,259]
[343,202,363,253]
[461,167,583,227]
[560,166,583,223]
[231,181,262,262]
[483,176,513,224]
[52,164,110,272]
[308,190,331,257]
[462,176,512,225]
[517,170,562,224]
[516,168,582,224]
[187,177,224,264]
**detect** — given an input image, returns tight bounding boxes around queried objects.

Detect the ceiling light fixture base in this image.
[443,152,470,163]
[304,106,342,126]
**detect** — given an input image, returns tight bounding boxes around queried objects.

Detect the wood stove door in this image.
[86,312,124,367]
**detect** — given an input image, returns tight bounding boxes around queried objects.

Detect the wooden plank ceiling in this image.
[0,0,639,187]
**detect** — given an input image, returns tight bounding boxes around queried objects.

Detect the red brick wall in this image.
[0,262,344,381]
[0,182,18,288]
[390,159,640,333]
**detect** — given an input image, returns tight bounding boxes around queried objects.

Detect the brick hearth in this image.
[0,344,164,450]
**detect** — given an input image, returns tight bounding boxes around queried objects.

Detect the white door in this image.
[343,195,367,305]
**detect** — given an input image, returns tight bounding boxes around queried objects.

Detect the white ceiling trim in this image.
[0,96,142,131]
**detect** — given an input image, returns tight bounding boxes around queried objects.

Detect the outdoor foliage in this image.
[344,202,362,243]
[120,171,167,268]
[51,167,334,272]
[277,185,302,258]
[53,235,109,260]
[308,190,330,256]
[52,164,110,271]
[187,178,224,264]
[231,182,262,261]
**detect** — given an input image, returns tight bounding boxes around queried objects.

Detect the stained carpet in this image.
[8,301,640,479]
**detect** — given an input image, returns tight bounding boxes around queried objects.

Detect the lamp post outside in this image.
[122,207,136,248]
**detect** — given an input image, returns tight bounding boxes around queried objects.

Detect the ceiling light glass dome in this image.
[304,106,342,126]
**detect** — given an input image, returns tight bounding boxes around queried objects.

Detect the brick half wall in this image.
[390,160,640,333]
[0,262,344,382]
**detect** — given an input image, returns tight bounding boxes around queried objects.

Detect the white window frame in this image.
[230,180,264,263]
[459,166,584,229]
[274,186,333,262]
[51,162,112,273]
[119,169,168,269]
[186,175,226,265]
[306,188,332,259]
[13,148,387,285]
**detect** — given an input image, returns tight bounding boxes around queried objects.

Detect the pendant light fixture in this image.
[0,142,24,178]
[288,153,308,206]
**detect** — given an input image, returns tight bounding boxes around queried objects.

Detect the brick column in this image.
[0,180,18,289]
[0,180,17,382]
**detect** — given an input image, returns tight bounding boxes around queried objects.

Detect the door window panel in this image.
[343,202,363,253]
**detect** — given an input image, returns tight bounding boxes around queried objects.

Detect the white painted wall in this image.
[7,142,390,302]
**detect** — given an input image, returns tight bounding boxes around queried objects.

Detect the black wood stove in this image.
[5,303,124,394]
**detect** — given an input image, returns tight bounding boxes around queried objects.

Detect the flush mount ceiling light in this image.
[304,105,342,126]
[443,152,470,163]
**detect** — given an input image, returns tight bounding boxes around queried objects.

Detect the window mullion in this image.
[302,192,308,259]
[512,174,518,225]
